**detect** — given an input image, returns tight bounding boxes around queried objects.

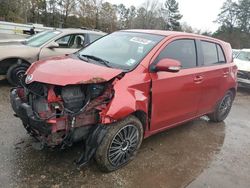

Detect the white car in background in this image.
[0,29,106,85]
[234,49,250,88]
[232,49,241,58]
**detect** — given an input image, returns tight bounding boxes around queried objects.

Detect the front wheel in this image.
[7,63,29,86]
[208,90,234,122]
[95,116,143,172]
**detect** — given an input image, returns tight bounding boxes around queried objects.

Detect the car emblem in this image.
[25,74,33,84]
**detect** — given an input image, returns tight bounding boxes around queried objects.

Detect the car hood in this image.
[234,59,250,72]
[26,56,123,86]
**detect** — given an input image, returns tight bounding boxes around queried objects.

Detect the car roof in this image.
[123,29,226,44]
[53,28,107,35]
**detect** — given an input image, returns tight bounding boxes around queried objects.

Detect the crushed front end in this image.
[10,79,114,149]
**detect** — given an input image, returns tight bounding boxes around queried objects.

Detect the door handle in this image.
[223,71,229,77]
[194,75,204,83]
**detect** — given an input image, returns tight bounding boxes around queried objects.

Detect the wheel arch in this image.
[131,110,148,133]
[229,87,237,99]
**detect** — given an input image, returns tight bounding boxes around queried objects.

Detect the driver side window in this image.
[157,39,197,69]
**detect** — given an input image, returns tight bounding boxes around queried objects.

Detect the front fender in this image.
[100,65,151,123]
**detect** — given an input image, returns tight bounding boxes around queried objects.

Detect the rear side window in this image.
[157,39,197,69]
[201,41,217,65]
[201,41,226,65]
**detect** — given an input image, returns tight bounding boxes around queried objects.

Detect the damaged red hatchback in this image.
[10,30,237,172]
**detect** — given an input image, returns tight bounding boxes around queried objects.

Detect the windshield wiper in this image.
[78,54,89,62]
[80,54,112,67]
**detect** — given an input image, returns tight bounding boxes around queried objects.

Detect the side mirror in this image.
[47,41,59,49]
[151,58,181,73]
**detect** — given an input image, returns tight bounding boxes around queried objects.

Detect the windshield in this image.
[25,30,61,47]
[78,31,164,70]
[236,51,250,61]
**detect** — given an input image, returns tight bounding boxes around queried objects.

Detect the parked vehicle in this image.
[234,49,250,88]
[10,30,237,172]
[0,28,106,85]
[232,49,241,58]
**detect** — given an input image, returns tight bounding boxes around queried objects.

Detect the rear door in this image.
[196,40,229,114]
[150,38,203,132]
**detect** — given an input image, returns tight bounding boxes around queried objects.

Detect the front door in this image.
[150,39,203,132]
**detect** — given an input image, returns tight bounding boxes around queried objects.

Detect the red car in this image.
[10,30,237,172]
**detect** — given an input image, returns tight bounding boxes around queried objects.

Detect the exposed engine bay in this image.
[10,78,114,149]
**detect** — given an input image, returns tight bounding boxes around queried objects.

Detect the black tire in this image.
[95,115,143,172]
[208,90,234,122]
[7,63,29,86]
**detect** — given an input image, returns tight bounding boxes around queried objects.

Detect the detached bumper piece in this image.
[76,125,107,168]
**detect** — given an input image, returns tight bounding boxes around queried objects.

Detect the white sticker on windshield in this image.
[126,59,136,66]
[130,37,152,45]
[137,46,144,53]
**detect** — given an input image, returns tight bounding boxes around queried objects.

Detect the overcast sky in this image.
[105,0,225,32]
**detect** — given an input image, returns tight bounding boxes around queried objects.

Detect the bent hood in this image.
[26,56,123,86]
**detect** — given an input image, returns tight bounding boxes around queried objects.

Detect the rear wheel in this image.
[7,63,29,86]
[95,116,143,172]
[208,90,234,122]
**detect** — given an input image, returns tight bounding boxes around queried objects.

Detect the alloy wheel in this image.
[108,124,139,167]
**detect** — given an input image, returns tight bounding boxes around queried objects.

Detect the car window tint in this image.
[157,39,197,68]
[201,41,218,65]
[217,45,226,63]
[89,34,103,43]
